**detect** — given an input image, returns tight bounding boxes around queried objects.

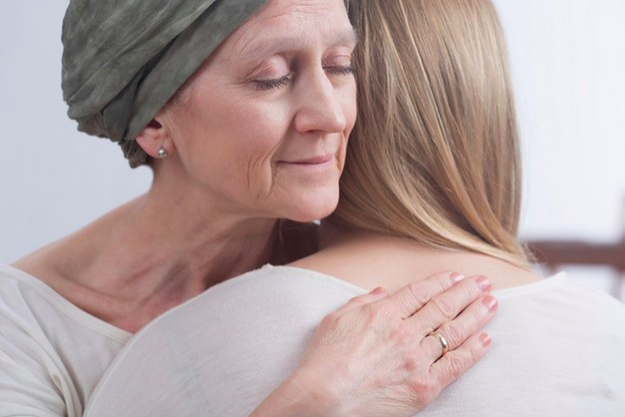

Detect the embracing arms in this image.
[0,271,494,417]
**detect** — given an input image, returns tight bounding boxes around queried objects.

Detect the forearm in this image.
[249,370,335,417]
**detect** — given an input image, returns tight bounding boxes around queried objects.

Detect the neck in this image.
[37,187,285,333]
[16,170,319,332]
[83,195,281,298]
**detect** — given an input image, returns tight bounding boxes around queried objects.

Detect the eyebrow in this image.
[237,27,359,63]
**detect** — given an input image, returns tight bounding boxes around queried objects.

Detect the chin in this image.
[283,188,340,223]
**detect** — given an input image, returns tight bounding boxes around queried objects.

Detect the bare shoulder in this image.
[290,234,542,293]
[9,218,141,332]
[12,238,71,284]
[11,205,123,290]
[461,254,542,290]
[12,197,141,285]
[8,234,101,317]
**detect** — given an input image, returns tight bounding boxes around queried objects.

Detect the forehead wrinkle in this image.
[232,2,356,64]
[236,27,358,68]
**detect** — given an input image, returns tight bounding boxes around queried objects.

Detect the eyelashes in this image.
[253,75,292,90]
[325,65,356,76]
[252,65,355,91]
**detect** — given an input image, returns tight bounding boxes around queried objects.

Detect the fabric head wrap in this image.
[62,0,268,167]
[62,0,351,168]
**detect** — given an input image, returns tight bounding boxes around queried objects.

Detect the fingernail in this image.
[370,287,387,296]
[479,333,492,347]
[482,295,498,311]
[476,276,492,292]
[450,272,465,283]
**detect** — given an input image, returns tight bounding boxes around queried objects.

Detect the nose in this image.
[293,69,350,134]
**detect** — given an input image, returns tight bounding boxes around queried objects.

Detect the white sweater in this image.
[83,265,625,417]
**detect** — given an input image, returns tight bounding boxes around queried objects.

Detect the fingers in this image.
[429,331,493,392]
[300,272,497,414]
[421,293,498,361]
[383,271,465,319]
[408,275,492,335]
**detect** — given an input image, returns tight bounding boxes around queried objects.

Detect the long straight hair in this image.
[332,0,529,266]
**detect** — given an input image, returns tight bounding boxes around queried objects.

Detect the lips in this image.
[280,154,334,165]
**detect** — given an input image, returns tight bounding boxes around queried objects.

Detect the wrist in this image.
[250,367,337,417]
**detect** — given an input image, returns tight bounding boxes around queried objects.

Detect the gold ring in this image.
[428,331,449,356]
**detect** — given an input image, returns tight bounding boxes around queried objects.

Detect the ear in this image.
[136,118,172,159]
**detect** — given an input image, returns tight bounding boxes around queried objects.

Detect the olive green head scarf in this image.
[62,0,350,168]
[62,0,268,168]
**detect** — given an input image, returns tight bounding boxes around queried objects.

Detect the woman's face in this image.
[161,0,357,222]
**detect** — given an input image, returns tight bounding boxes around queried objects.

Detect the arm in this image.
[250,272,495,417]
[0,278,80,417]
[0,330,74,417]
[80,270,494,416]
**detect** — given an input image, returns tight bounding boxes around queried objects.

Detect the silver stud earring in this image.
[157,147,168,159]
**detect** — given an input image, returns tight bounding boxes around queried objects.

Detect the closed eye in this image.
[252,64,353,91]
[252,74,292,90]
[325,65,355,76]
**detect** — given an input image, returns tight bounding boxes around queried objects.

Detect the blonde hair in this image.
[331,0,529,266]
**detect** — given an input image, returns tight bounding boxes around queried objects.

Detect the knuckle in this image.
[408,282,432,306]
[435,276,451,293]
[407,377,436,405]
[467,338,485,362]
[470,306,488,328]
[364,303,386,323]
[431,297,456,320]
[407,377,430,397]
[446,354,466,379]
[441,322,463,347]
[420,389,437,407]
[469,343,482,362]
[426,272,451,291]
[389,324,412,345]
[402,355,419,372]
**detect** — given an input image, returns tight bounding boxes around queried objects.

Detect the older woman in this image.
[0,0,496,416]
[80,0,625,416]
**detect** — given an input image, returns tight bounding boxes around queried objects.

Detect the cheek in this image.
[216,102,291,194]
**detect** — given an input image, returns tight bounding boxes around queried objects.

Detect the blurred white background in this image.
[1,1,624,298]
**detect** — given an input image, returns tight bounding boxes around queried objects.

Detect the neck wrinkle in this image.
[75,188,281,304]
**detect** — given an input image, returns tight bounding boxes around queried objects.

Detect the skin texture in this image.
[12,1,496,415]
[138,0,358,224]
[15,0,357,332]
